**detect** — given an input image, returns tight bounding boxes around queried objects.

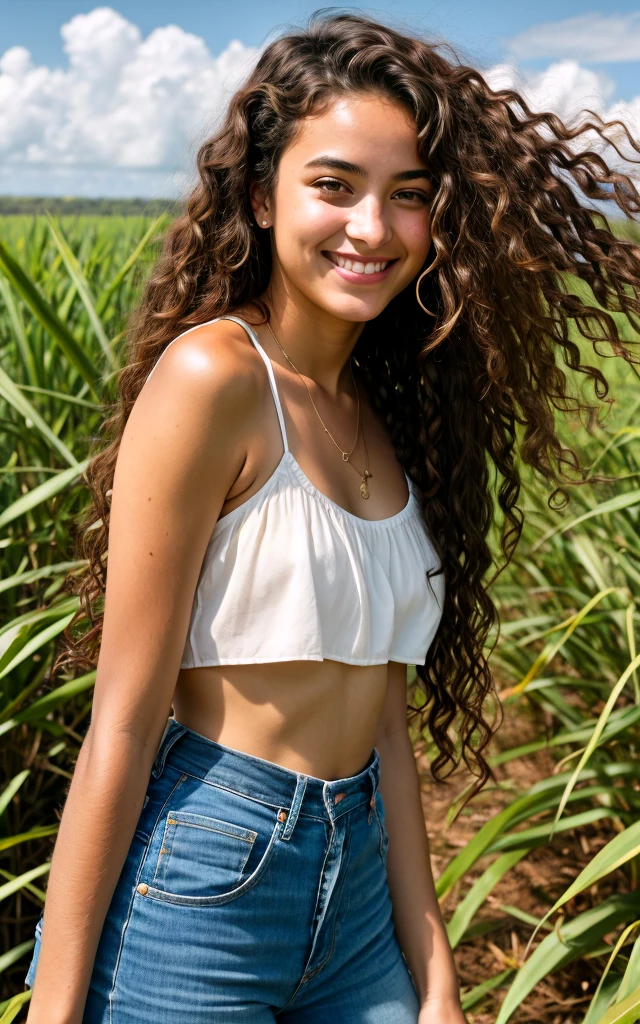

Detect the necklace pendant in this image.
[360,477,370,499]
[342,452,349,462]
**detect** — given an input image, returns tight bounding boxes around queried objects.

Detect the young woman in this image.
[24,11,640,1024]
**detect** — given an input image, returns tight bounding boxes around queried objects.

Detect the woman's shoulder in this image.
[141,313,266,401]
[127,314,270,461]
[148,309,264,382]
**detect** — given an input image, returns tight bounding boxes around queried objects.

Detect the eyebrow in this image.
[303,156,432,183]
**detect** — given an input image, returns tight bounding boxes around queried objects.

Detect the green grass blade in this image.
[585,920,640,1014]
[436,792,547,899]
[97,213,165,313]
[599,985,640,1024]
[45,213,117,369]
[536,818,640,932]
[0,826,58,853]
[491,706,640,765]
[0,989,32,1024]
[0,277,37,383]
[0,863,50,905]
[0,611,76,680]
[487,808,614,853]
[616,933,640,1003]
[495,892,640,1024]
[0,239,98,393]
[15,670,96,723]
[0,939,35,977]
[501,588,620,698]
[460,969,514,1011]
[0,560,85,596]
[0,771,30,817]
[583,976,623,1024]
[0,869,46,904]
[0,362,78,466]
[550,653,640,833]
[532,490,640,549]
[625,603,639,703]
[447,849,528,948]
[0,457,90,529]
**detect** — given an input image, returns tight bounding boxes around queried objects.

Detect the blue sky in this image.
[2,2,640,197]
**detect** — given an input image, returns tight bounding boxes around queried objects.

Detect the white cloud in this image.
[0,6,258,197]
[486,60,640,177]
[508,12,640,64]
[0,6,639,198]
[487,59,615,121]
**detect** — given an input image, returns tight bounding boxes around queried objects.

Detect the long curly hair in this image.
[57,11,640,789]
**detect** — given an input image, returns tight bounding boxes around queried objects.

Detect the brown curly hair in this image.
[57,11,640,790]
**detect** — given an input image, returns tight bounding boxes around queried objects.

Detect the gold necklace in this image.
[266,320,373,499]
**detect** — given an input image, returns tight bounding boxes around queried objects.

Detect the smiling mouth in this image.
[322,251,398,275]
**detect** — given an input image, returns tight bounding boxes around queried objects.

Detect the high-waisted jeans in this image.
[25,717,420,1022]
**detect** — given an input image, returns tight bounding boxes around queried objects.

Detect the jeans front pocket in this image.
[139,776,283,907]
[153,810,257,894]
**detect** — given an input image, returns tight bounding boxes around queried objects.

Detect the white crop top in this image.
[145,315,445,668]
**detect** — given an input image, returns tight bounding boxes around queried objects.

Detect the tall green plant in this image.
[1,213,639,1023]
[0,212,167,1014]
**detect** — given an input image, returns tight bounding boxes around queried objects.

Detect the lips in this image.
[323,251,398,276]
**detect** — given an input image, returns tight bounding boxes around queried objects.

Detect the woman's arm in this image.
[26,322,262,1024]
[376,662,466,1022]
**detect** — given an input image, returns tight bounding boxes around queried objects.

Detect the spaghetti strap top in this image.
[144,315,445,667]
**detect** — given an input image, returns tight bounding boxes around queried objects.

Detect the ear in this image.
[249,181,271,228]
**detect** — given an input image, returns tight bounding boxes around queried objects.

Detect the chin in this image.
[309,289,392,324]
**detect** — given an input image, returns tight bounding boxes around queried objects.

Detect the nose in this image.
[345,195,392,251]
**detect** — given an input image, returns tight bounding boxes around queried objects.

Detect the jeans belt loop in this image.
[280,773,307,842]
[150,718,188,779]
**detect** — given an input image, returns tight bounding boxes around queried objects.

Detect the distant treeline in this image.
[0,195,184,217]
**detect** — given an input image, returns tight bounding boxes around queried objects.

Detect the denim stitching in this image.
[280,773,307,842]
[140,813,284,907]
[174,767,371,822]
[276,814,350,1013]
[174,769,285,811]
[108,769,186,1023]
[372,793,389,862]
[150,721,188,779]
[155,813,257,888]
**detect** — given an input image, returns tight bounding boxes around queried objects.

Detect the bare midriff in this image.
[172,660,389,781]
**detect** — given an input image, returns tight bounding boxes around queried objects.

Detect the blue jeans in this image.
[25,718,420,1022]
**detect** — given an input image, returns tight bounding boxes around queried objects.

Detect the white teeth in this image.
[329,253,390,274]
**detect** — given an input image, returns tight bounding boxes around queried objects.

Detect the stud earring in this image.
[262,220,268,226]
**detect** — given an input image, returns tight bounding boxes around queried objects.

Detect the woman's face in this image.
[256,91,434,324]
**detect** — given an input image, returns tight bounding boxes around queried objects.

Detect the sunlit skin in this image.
[173,93,435,777]
[262,92,434,329]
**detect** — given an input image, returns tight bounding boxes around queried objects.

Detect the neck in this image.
[261,278,365,396]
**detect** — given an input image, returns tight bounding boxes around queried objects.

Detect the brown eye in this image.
[314,179,349,194]
[394,189,430,204]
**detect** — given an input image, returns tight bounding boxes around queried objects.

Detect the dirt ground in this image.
[416,705,627,1024]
